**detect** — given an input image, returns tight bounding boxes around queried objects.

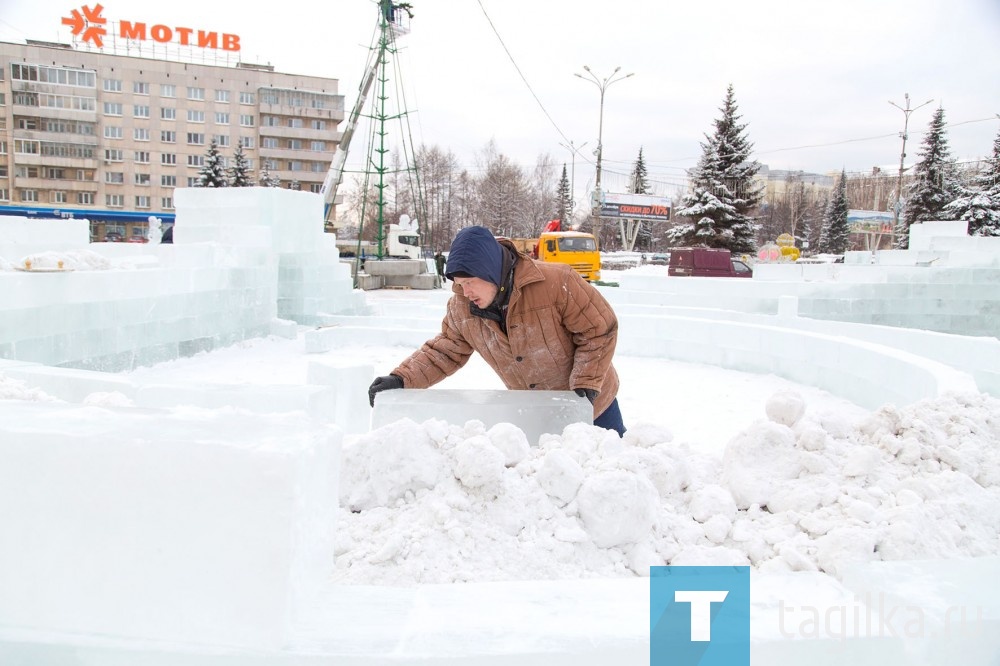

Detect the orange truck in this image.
[507,220,602,282]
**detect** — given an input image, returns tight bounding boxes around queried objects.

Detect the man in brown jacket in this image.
[368,225,625,436]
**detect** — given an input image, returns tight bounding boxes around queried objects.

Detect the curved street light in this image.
[574,65,634,247]
[888,93,935,240]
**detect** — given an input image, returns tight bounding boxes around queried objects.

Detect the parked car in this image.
[644,252,671,266]
[104,232,124,242]
[668,247,752,278]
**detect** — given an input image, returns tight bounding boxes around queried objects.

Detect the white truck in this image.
[334,223,421,260]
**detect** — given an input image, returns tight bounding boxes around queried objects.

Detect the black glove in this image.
[574,388,598,404]
[369,374,404,407]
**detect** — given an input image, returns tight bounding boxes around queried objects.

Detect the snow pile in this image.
[335,390,1000,585]
[15,249,113,271]
[0,374,59,402]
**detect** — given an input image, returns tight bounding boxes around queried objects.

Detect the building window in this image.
[161,153,177,165]
[309,183,322,194]
[103,79,122,92]
[239,114,255,127]
[134,128,150,141]
[288,161,303,171]
[187,110,205,123]
[186,177,199,187]
[105,172,125,184]
[135,196,151,208]
[104,126,123,139]
[19,189,39,202]
[16,117,38,130]
[133,81,150,95]
[240,92,255,104]
[0,189,9,202]
[161,175,177,187]
[262,116,280,127]
[214,135,230,147]
[186,133,205,145]
[215,112,230,124]
[161,130,176,143]
[103,102,123,116]
[261,91,279,104]
[288,139,303,150]
[311,119,327,130]
[134,105,150,118]
[187,155,205,167]
[161,197,174,209]
[161,83,176,98]
[187,86,205,100]
[106,194,125,207]
[215,89,230,103]
[52,191,68,203]
[77,192,94,205]
[161,107,176,120]
[288,118,303,128]
[311,140,325,151]
[311,162,325,173]
[242,136,255,149]
[134,151,150,164]
[14,140,40,154]
[134,173,151,186]
[262,137,279,149]
[104,149,123,162]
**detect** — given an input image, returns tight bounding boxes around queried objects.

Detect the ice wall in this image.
[0,188,368,370]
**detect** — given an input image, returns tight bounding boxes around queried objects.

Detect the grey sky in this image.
[4,0,999,198]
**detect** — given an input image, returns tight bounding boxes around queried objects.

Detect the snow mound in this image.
[334,391,1000,585]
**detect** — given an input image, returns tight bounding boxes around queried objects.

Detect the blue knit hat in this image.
[445,226,504,286]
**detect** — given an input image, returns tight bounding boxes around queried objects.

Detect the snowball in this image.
[453,435,506,488]
[577,470,658,548]
[536,449,585,504]
[487,422,531,467]
[688,484,737,523]
[722,421,802,509]
[765,390,806,426]
[621,422,674,448]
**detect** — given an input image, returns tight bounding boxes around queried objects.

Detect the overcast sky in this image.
[3,0,1000,198]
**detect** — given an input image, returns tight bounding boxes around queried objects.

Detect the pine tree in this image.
[818,169,850,254]
[228,140,253,187]
[945,129,1000,236]
[197,139,228,188]
[630,147,653,250]
[670,85,762,253]
[896,107,959,248]
[556,164,572,225]
[258,161,281,187]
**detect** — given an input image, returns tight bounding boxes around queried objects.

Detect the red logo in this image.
[62,4,107,47]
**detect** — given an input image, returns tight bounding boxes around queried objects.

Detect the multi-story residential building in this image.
[0,39,344,240]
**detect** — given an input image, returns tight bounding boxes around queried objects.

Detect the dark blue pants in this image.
[594,398,626,437]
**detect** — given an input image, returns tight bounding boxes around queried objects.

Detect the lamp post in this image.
[888,93,934,240]
[557,140,588,219]
[574,65,634,248]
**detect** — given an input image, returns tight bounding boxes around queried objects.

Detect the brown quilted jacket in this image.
[392,242,620,418]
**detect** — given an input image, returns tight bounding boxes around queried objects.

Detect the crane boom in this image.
[321,64,378,223]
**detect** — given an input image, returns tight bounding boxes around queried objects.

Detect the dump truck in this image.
[506,220,602,282]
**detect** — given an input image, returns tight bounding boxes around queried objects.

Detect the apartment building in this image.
[0,39,344,240]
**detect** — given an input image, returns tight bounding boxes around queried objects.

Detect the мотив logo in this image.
[62,4,107,47]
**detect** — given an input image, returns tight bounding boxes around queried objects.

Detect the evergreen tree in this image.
[258,161,281,187]
[669,85,762,253]
[630,147,653,250]
[818,169,850,254]
[196,139,228,188]
[945,129,1000,236]
[556,164,572,226]
[896,107,959,248]
[228,140,253,187]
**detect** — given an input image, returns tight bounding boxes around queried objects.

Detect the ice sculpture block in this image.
[371,388,594,444]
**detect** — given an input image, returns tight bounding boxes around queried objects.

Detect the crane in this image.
[320,1,412,230]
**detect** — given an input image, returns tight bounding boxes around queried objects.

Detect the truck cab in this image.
[536,231,602,282]
[668,247,753,278]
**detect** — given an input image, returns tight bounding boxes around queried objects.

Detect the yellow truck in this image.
[508,230,602,282]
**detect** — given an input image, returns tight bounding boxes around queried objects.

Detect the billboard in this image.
[599,192,672,222]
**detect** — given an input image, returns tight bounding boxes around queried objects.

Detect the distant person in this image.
[434,251,447,283]
[368,226,625,436]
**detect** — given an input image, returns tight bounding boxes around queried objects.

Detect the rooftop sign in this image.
[61,4,241,52]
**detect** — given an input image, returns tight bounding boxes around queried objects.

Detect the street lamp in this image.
[557,139,588,220]
[574,65,634,248]
[888,93,934,240]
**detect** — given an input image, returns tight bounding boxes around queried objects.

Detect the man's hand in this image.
[369,374,404,407]
[574,388,598,404]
